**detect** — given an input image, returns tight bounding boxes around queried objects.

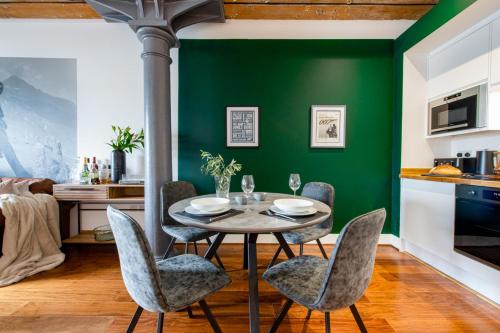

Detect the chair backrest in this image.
[161,181,197,226]
[107,206,169,312]
[301,182,335,229]
[313,208,386,311]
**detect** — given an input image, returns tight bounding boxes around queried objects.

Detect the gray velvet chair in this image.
[107,206,231,333]
[263,208,386,333]
[268,182,334,267]
[161,181,224,269]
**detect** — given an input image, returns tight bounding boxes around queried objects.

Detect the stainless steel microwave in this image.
[428,84,487,135]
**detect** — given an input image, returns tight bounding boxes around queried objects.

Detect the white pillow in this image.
[0,179,16,195]
[13,180,31,196]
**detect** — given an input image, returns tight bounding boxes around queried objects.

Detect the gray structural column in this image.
[137,27,176,256]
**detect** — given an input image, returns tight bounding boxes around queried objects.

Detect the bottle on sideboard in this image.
[91,156,99,184]
[80,157,90,185]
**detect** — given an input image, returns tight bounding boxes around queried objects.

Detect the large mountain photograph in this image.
[0,57,77,183]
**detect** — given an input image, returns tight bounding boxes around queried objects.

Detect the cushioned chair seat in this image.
[157,254,230,310]
[282,225,331,244]
[161,225,216,243]
[263,255,328,307]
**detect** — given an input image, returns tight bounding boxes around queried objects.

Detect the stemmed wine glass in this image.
[241,175,255,198]
[289,173,301,197]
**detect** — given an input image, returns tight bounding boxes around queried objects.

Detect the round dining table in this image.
[169,192,332,333]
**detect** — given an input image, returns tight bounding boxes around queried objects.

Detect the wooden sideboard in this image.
[54,184,144,244]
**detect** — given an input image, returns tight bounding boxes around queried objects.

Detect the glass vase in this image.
[214,175,231,198]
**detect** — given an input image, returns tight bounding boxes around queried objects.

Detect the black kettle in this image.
[476,150,497,175]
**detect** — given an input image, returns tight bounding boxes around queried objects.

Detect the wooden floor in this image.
[0,243,498,333]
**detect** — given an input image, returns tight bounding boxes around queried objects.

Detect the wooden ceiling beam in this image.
[0,1,436,20]
[224,4,434,20]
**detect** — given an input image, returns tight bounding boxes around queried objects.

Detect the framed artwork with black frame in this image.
[310,105,346,148]
[226,106,259,147]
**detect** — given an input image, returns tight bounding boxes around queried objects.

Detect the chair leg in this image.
[199,299,222,333]
[185,242,189,254]
[186,306,193,318]
[268,299,293,333]
[325,312,331,333]
[316,239,328,259]
[162,238,176,259]
[299,243,304,256]
[268,246,282,269]
[350,304,368,333]
[126,306,143,333]
[206,237,225,270]
[305,309,312,320]
[194,241,199,255]
[156,313,164,333]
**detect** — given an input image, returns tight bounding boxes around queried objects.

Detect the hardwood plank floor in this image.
[0,244,498,332]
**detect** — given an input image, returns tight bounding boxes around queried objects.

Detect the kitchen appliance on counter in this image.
[476,149,498,175]
[432,156,477,174]
[428,83,487,136]
[455,184,500,269]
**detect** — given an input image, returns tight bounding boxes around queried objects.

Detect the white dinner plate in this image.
[273,198,314,213]
[185,205,231,216]
[190,197,230,212]
[269,205,317,217]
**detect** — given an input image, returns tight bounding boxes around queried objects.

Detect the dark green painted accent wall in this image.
[179,40,394,233]
[391,0,477,236]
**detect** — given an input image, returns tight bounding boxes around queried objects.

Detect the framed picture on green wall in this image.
[226,106,259,147]
[310,105,346,148]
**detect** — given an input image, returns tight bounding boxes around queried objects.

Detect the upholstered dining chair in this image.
[268,182,334,268]
[263,208,386,333]
[161,181,224,269]
[107,206,231,333]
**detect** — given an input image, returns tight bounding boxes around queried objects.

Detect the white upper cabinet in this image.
[491,17,500,87]
[428,25,490,99]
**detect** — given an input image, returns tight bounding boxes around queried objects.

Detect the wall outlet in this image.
[457,150,473,157]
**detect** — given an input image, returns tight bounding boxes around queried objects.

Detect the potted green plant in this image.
[107,126,144,183]
[200,150,242,198]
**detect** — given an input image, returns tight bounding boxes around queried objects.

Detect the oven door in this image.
[455,190,500,269]
[430,95,477,134]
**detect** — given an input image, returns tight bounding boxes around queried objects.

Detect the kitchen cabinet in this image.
[400,179,500,304]
[491,16,500,87]
[428,25,490,99]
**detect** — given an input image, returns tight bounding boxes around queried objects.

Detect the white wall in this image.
[0,20,145,178]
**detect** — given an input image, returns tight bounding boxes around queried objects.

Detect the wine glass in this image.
[241,175,255,198]
[289,173,301,197]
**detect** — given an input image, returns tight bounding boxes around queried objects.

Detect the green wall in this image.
[179,40,394,233]
[391,0,477,235]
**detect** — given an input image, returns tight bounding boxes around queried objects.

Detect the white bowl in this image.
[273,198,314,213]
[190,197,230,212]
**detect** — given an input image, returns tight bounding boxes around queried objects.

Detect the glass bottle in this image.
[80,157,90,185]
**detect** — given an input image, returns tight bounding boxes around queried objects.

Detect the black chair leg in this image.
[186,306,193,318]
[199,299,222,333]
[194,241,199,255]
[126,306,143,333]
[157,313,164,333]
[162,238,176,259]
[299,243,304,256]
[325,312,331,333]
[316,239,328,259]
[206,237,225,270]
[269,299,293,333]
[268,246,282,269]
[350,304,368,333]
[305,309,312,320]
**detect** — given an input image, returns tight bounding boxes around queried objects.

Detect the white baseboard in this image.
[204,233,400,249]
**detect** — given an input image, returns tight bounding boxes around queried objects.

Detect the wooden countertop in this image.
[400,168,500,189]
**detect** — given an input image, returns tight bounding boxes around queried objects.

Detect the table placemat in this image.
[174,209,244,224]
[259,210,329,224]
